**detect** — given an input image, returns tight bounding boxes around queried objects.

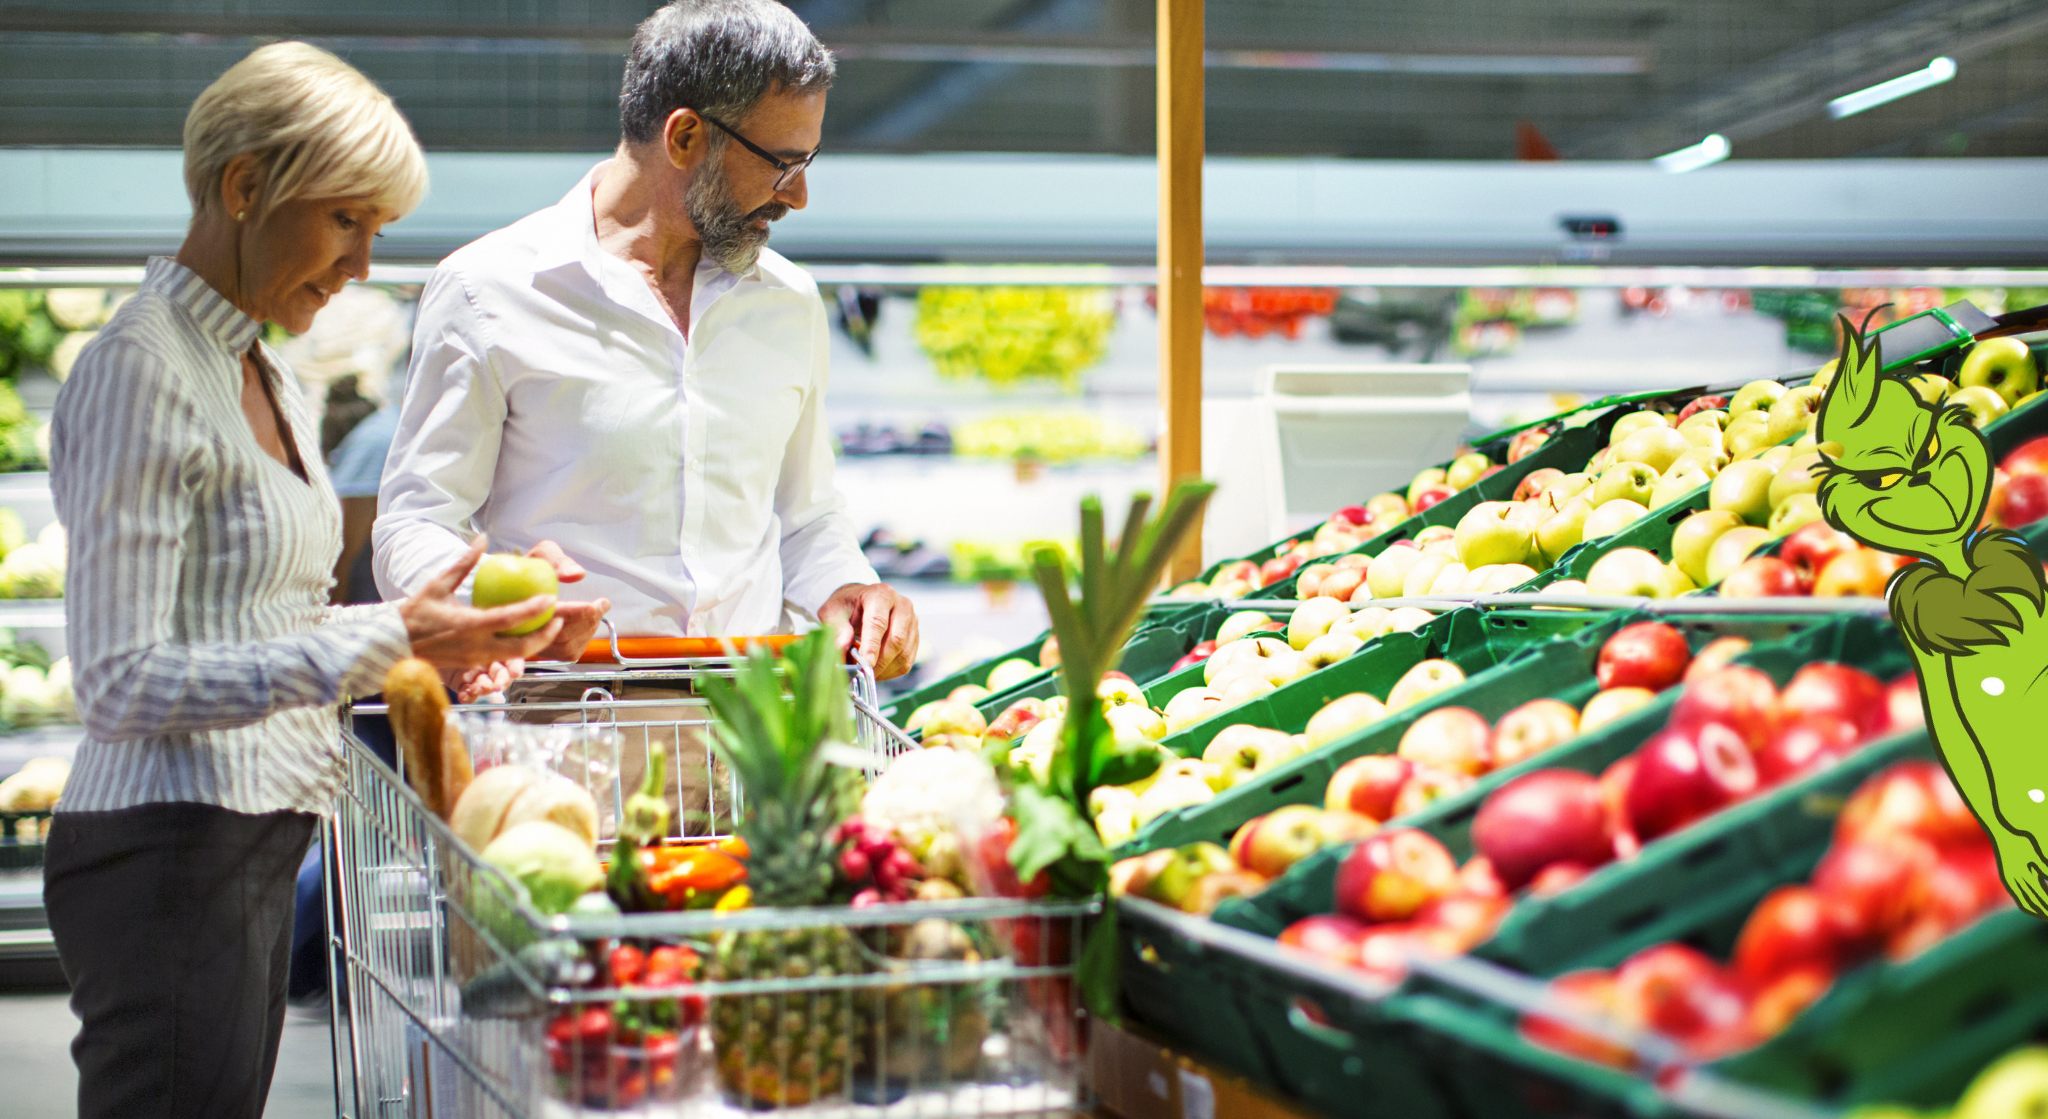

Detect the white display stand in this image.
[1203,364,1472,563]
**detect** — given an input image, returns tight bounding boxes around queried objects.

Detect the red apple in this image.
[1457,856,1508,899]
[1625,723,1758,840]
[1278,914,1370,966]
[1390,766,1478,818]
[1472,769,1614,890]
[1780,522,1859,585]
[1684,637,1753,683]
[1884,673,1923,732]
[1677,395,1729,423]
[1836,760,1981,852]
[1813,549,1905,598]
[1515,468,1567,502]
[1412,485,1456,512]
[1669,665,1780,752]
[1169,651,1205,673]
[1260,553,1306,586]
[1721,556,1804,598]
[1506,427,1552,464]
[1779,663,1888,740]
[1530,862,1593,897]
[2002,434,2048,479]
[1489,698,1582,769]
[1812,834,1937,941]
[1597,622,1693,692]
[1353,923,1427,986]
[1520,970,1635,1069]
[1414,891,1511,953]
[1334,828,1459,922]
[1599,755,1638,852]
[1231,804,1331,879]
[1732,886,1857,986]
[1333,504,1371,527]
[1754,716,1860,786]
[1614,943,1751,1057]
[1396,707,1494,777]
[1325,754,1413,822]
[1747,966,1834,1041]
[1991,472,2048,529]
[1317,567,1366,602]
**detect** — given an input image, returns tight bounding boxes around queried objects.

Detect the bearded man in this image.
[374,0,916,687]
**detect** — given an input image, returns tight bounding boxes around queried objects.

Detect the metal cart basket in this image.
[327,644,1097,1119]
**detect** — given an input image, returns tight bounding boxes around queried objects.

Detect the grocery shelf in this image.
[0,474,51,503]
[0,601,63,628]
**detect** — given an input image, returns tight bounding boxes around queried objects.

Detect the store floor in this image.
[0,990,337,1117]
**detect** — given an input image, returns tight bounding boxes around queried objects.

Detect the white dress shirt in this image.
[52,258,411,816]
[373,162,877,638]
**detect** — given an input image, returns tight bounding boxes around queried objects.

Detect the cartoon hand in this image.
[1993,830,2048,918]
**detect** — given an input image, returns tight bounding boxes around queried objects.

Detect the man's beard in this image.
[686,153,788,274]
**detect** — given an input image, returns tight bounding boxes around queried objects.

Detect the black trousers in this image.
[44,802,319,1119]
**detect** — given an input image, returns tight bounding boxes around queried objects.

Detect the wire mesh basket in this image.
[329,650,1097,1118]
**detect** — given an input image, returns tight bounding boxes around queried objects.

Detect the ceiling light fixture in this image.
[1828,57,1957,119]
[1652,134,1730,173]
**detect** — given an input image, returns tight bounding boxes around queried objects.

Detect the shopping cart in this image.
[327,635,1098,1119]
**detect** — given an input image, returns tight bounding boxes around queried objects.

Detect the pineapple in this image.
[700,631,870,1108]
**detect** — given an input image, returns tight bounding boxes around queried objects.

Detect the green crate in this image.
[1209,612,1903,941]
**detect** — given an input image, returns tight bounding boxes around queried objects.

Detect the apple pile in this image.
[1899,336,2043,432]
[1159,606,1436,735]
[1853,1044,2048,1119]
[1521,759,2010,1066]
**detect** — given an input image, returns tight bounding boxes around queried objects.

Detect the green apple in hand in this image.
[472,553,559,635]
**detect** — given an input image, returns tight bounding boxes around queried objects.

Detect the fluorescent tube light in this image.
[1828,57,1956,119]
[1652,134,1730,173]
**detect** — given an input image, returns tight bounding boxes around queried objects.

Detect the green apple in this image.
[1472,563,1538,593]
[1671,509,1744,586]
[1608,411,1671,443]
[1611,426,1692,474]
[1337,606,1397,643]
[471,553,559,635]
[1705,526,1773,585]
[1768,493,1824,536]
[1098,676,1146,706]
[1542,472,1594,504]
[1584,547,1670,597]
[1593,461,1659,507]
[1407,467,1448,504]
[1426,561,1471,595]
[1204,724,1303,788]
[1302,631,1366,669]
[1288,597,1351,650]
[1724,412,1777,459]
[1454,502,1537,568]
[1219,675,1277,707]
[1106,702,1168,742]
[1668,447,1729,478]
[1909,372,1953,407]
[1659,563,1697,598]
[985,657,1040,693]
[1765,385,1824,447]
[903,700,943,733]
[1809,358,1837,393]
[1535,497,1593,566]
[1710,459,1779,525]
[1950,384,2010,428]
[1413,525,1457,548]
[1445,451,1492,490]
[1143,841,1234,905]
[1215,611,1275,645]
[1366,492,1410,524]
[1366,547,1425,599]
[1387,607,1435,632]
[1955,1046,2048,1119]
[1305,692,1388,749]
[1678,408,1730,435]
[1650,465,1713,509]
[1542,579,1590,596]
[1386,658,1467,713]
[1957,336,2040,408]
[921,699,988,740]
[1583,499,1648,539]
[1728,379,1787,418]
[1678,421,1725,452]
[1768,452,1825,508]
[1295,563,1337,600]
[1402,552,1458,598]
[1162,688,1224,733]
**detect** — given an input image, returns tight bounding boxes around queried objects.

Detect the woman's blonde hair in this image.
[183,42,427,223]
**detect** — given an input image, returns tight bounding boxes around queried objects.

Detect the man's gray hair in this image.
[620,0,835,145]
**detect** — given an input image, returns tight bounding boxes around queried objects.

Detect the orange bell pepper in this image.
[645,846,748,907]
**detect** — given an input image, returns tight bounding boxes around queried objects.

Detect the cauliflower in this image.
[861,748,1005,884]
[0,541,62,598]
[48,331,94,382]
[44,289,107,331]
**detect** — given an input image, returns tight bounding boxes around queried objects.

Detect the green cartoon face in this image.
[1816,323,1993,561]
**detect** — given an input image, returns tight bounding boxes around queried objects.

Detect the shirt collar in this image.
[144,257,262,354]
[545,159,763,290]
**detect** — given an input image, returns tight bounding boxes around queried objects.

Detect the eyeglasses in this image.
[695,110,818,191]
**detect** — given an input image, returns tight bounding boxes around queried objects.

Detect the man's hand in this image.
[819,582,919,680]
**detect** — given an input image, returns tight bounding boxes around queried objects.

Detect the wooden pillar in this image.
[1157,0,1204,583]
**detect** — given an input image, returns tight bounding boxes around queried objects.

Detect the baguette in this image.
[385,658,453,818]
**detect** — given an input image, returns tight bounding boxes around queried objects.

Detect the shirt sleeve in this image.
[372,265,504,600]
[52,338,413,744]
[775,296,881,619]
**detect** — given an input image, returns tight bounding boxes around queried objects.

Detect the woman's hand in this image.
[398,537,563,696]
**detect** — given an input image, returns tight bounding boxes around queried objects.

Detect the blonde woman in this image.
[44,43,605,1117]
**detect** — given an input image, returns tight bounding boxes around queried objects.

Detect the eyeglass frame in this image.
[693,109,819,191]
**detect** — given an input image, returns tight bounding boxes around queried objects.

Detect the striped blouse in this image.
[50,257,411,816]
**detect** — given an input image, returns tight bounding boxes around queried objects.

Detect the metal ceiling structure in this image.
[0,0,2044,160]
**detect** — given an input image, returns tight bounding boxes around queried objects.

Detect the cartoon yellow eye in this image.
[1874,471,1906,489]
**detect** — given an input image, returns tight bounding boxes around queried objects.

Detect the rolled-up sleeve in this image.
[372,265,504,600]
[52,340,412,743]
[775,299,880,619]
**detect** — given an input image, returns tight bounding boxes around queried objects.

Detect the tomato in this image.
[607,945,646,987]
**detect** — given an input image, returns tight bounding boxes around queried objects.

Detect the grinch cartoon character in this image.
[1815,316,2048,916]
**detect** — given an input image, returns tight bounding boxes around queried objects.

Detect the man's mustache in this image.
[749,202,789,225]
